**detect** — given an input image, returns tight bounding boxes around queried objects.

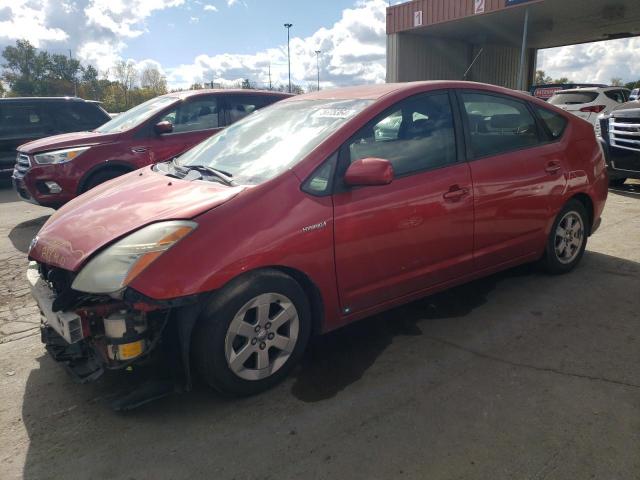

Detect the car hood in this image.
[18,130,118,154]
[29,168,245,271]
[609,101,640,117]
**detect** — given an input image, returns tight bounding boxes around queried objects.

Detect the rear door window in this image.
[0,103,54,140]
[160,96,221,133]
[52,102,110,132]
[461,92,540,158]
[549,92,599,105]
[223,95,278,125]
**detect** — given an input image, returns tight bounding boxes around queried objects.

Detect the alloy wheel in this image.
[554,211,584,264]
[224,293,299,381]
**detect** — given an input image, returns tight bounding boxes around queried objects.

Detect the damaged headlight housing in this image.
[72,221,197,294]
[34,146,90,164]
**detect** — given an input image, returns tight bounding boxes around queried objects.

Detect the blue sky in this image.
[0,0,637,90]
[123,0,358,65]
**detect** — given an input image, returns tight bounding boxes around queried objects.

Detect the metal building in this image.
[386,0,640,90]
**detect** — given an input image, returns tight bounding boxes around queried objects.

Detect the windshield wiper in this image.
[179,164,236,186]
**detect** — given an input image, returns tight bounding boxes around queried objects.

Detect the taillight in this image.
[580,105,606,113]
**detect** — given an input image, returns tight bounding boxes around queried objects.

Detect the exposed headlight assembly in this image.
[72,221,197,294]
[34,146,90,165]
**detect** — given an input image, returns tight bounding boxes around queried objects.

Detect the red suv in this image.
[13,89,290,208]
[27,81,608,403]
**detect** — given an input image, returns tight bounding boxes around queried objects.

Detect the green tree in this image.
[534,70,552,84]
[140,66,167,95]
[1,39,51,95]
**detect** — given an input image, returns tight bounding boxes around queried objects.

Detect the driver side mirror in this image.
[344,157,394,187]
[154,121,173,135]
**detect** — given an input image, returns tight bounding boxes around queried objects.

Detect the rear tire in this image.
[193,269,311,396]
[609,177,627,188]
[82,169,128,192]
[542,199,588,275]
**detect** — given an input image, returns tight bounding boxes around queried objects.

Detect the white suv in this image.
[548,87,630,127]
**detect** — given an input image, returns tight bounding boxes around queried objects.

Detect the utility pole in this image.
[268,62,272,90]
[69,49,77,97]
[516,7,530,91]
[315,50,321,91]
[284,23,293,93]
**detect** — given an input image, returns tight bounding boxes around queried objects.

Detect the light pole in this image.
[314,50,321,91]
[284,23,293,93]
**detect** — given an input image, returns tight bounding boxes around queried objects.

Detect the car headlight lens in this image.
[34,147,90,165]
[71,221,197,294]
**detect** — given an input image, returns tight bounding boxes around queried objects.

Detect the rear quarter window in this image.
[535,106,568,140]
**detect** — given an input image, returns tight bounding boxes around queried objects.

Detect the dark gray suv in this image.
[0,97,110,178]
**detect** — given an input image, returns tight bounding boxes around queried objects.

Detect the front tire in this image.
[81,168,128,193]
[542,199,588,275]
[193,270,311,396]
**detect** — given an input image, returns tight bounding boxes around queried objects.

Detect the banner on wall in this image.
[474,0,485,14]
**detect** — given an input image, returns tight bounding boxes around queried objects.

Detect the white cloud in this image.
[166,0,388,89]
[203,4,218,12]
[538,38,640,84]
[0,1,69,47]
[84,0,185,38]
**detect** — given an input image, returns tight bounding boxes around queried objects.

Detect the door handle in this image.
[545,161,562,174]
[443,185,469,201]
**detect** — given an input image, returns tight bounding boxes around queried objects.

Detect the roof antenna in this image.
[463,48,484,81]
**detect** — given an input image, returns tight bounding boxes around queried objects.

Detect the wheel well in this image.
[270,266,325,337]
[570,193,594,235]
[79,163,134,193]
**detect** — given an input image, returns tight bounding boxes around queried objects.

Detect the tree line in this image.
[535,70,639,90]
[0,40,313,114]
[0,40,169,113]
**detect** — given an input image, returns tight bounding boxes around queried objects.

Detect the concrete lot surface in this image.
[0,179,639,480]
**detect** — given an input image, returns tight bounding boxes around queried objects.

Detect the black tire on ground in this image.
[81,169,128,193]
[609,177,627,187]
[542,199,589,275]
[193,269,311,396]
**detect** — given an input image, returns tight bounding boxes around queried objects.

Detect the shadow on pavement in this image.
[19,251,640,479]
[609,181,640,199]
[8,216,50,253]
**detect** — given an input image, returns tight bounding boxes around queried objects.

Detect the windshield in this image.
[176,98,373,185]
[95,96,177,133]
[549,92,599,105]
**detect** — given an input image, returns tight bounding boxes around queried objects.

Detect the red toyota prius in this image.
[27,81,608,401]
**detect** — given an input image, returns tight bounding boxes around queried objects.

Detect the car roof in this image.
[0,96,95,103]
[557,87,626,94]
[163,89,294,100]
[286,81,540,103]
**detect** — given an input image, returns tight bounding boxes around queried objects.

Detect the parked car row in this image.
[597,100,640,186]
[9,90,290,208]
[1,97,110,178]
[23,81,608,405]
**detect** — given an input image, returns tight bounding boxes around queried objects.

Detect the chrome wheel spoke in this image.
[270,303,295,329]
[256,349,270,370]
[229,344,254,372]
[234,321,256,339]
[271,334,294,353]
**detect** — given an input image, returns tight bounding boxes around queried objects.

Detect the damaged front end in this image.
[28,261,200,408]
